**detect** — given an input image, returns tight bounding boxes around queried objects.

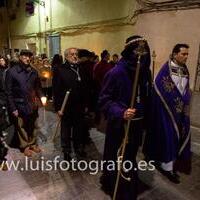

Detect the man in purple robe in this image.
[144,44,191,184]
[99,35,151,199]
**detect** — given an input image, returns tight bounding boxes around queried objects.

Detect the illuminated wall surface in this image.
[0,6,8,48]
[0,0,199,89]
[134,9,200,89]
[1,0,135,55]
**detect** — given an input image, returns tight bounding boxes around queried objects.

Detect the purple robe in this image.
[144,61,191,168]
[99,58,151,199]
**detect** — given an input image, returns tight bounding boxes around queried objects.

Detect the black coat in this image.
[0,68,7,105]
[53,61,88,115]
[5,62,42,117]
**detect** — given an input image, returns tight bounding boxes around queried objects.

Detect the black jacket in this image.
[5,62,42,117]
[53,61,88,115]
[0,68,7,105]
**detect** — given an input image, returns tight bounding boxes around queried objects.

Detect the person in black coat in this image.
[5,49,44,157]
[0,56,8,104]
[53,47,88,161]
[0,56,9,169]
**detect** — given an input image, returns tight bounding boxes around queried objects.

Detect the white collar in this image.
[171,60,181,68]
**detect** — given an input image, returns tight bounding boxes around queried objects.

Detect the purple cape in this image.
[145,61,191,163]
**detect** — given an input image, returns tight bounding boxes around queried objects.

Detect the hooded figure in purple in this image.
[144,44,192,184]
[99,35,151,200]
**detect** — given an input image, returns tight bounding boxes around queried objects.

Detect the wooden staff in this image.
[51,91,70,142]
[113,42,147,200]
[152,50,156,81]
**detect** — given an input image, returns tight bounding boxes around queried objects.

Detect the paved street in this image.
[0,93,200,200]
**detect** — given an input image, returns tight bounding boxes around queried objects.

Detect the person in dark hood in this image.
[99,35,152,199]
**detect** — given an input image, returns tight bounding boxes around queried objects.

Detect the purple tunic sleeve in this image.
[98,71,127,120]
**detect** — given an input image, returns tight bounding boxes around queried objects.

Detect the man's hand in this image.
[12,110,19,117]
[57,110,63,117]
[123,108,136,120]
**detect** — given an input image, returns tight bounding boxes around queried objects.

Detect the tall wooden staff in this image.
[113,41,147,200]
[51,91,70,142]
[152,50,156,81]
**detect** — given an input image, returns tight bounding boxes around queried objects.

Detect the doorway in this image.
[28,43,36,55]
[49,35,60,59]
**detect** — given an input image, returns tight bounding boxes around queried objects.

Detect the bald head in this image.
[64,48,79,64]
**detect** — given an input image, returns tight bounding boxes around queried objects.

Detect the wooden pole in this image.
[152,50,156,81]
[51,91,70,142]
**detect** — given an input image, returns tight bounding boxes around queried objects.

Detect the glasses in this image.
[68,53,78,57]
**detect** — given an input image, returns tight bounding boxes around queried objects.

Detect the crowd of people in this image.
[0,47,119,163]
[0,35,192,200]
